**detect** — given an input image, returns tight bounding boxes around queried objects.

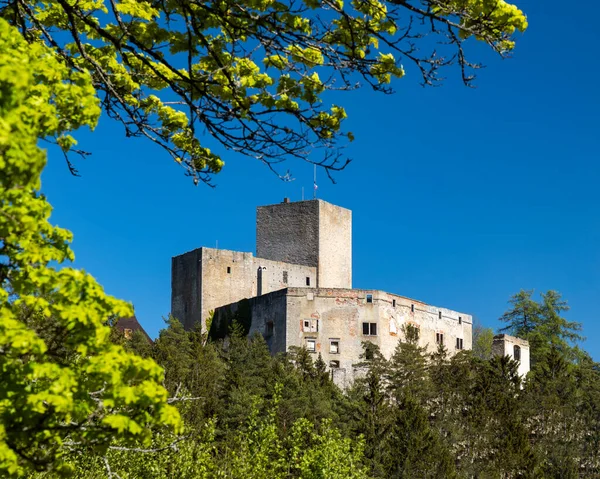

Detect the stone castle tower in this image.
[171,199,351,331]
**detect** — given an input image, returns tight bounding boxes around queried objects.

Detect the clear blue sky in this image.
[41,1,600,358]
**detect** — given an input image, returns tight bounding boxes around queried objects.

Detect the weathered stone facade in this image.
[172,197,530,386]
[211,287,472,388]
[492,334,530,378]
[171,247,315,331]
[257,199,352,289]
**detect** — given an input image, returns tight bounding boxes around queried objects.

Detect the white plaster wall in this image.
[494,335,531,377]
[317,201,352,289]
[284,287,472,386]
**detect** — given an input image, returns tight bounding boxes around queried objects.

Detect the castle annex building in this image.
[171,199,529,386]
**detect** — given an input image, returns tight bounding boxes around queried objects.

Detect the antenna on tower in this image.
[313,164,318,199]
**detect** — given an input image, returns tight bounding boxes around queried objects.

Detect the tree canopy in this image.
[2,0,527,184]
[0,18,180,477]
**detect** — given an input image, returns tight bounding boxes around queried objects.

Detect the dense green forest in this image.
[29,290,600,478]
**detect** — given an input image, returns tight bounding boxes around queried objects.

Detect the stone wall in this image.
[256,199,352,289]
[211,289,288,354]
[492,334,530,377]
[171,248,203,331]
[213,287,472,387]
[256,200,320,267]
[317,201,352,289]
[172,247,315,332]
[284,287,472,385]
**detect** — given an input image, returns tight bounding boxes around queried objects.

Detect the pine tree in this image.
[347,343,392,477]
[152,315,194,395]
[499,289,541,338]
[387,324,430,404]
[384,395,456,478]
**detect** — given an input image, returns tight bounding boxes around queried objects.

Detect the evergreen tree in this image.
[384,396,456,478]
[500,290,583,368]
[347,343,392,477]
[126,330,153,358]
[499,289,541,338]
[387,324,430,403]
[152,316,194,394]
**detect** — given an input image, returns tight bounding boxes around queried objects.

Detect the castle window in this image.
[283,271,288,283]
[329,360,340,368]
[514,345,521,361]
[458,316,462,324]
[392,299,396,308]
[227,266,231,274]
[306,276,311,286]
[439,311,442,319]
[330,339,340,354]
[456,338,463,350]
[123,328,133,340]
[366,294,373,303]
[306,338,316,352]
[411,304,415,313]
[266,321,274,337]
[436,332,444,345]
[303,319,318,333]
[362,322,377,336]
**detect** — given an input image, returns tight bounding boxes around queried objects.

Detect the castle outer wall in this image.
[171,247,316,331]
[211,287,472,388]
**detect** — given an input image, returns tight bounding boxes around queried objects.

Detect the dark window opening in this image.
[458,316,462,324]
[330,360,340,368]
[227,266,231,274]
[411,304,415,313]
[306,276,310,286]
[303,319,318,332]
[514,345,521,361]
[439,311,442,319]
[266,321,274,336]
[283,271,288,283]
[392,299,396,308]
[366,294,373,303]
[363,322,377,336]
[436,332,444,345]
[456,338,463,350]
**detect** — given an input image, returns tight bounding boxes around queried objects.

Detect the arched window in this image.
[514,345,521,361]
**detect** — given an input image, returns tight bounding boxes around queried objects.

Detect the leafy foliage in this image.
[0,18,179,477]
[1,0,527,184]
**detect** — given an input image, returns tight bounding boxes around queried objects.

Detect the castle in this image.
[171,198,529,386]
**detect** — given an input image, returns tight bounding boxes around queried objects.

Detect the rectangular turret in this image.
[256,199,352,289]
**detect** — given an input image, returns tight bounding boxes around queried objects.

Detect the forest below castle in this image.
[27,290,600,478]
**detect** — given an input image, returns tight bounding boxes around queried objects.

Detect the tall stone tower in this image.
[256,199,352,289]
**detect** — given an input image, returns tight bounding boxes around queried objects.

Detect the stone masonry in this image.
[211,287,473,388]
[172,197,530,385]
